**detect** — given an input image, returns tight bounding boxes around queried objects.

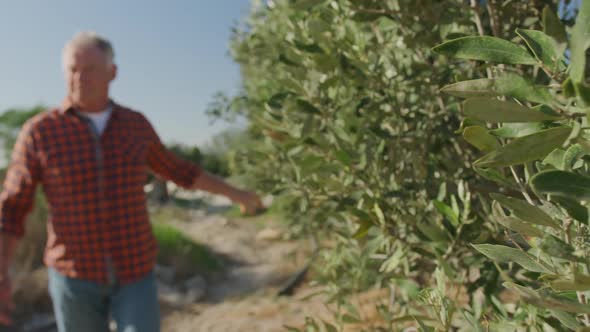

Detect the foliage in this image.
[167,141,232,177]
[216,0,590,330]
[0,106,44,165]
[431,1,590,330]
[230,0,485,240]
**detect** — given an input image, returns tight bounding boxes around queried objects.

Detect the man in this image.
[0,32,263,332]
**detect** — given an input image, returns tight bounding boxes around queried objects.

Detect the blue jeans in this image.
[48,268,160,332]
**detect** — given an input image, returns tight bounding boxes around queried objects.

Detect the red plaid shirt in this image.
[0,99,201,284]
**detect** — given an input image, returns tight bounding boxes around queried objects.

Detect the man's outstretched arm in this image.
[190,171,264,215]
[143,116,264,215]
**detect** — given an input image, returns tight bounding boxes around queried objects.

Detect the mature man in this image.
[0,32,263,331]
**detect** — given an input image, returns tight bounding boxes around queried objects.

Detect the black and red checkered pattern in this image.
[0,100,201,284]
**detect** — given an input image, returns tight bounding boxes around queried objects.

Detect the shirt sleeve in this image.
[143,116,202,188]
[0,120,41,237]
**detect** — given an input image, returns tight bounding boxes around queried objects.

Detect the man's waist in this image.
[43,242,157,285]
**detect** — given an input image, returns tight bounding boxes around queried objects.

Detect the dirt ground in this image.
[158,209,393,332]
[159,212,327,332]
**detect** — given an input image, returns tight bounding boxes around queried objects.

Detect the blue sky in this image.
[0,1,251,146]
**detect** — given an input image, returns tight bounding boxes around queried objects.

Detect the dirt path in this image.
[159,209,331,332]
[156,194,396,332]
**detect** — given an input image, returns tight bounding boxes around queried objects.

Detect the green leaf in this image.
[293,41,324,54]
[462,126,501,152]
[296,99,322,115]
[488,321,519,332]
[531,170,590,200]
[576,273,590,285]
[490,193,559,228]
[540,234,581,262]
[267,92,291,108]
[550,310,582,330]
[415,317,435,332]
[349,208,371,222]
[473,244,553,273]
[352,11,386,22]
[462,310,485,332]
[390,315,433,325]
[494,216,544,237]
[279,54,299,67]
[475,127,571,168]
[543,148,566,170]
[550,279,590,292]
[504,282,590,314]
[432,36,537,65]
[491,123,545,138]
[334,149,352,166]
[542,6,567,44]
[416,221,449,242]
[494,73,553,104]
[552,197,589,224]
[563,78,576,98]
[323,321,338,332]
[278,77,306,95]
[574,82,590,106]
[563,144,587,170]
[291,0,325,10]
[342,314,362,324]
[380,247,407,273]
[353,220,372,239]
[463,98,562,123]
[569,0,590,82]
[441,73,552,104]
[374,203,385,225]
[491,295,509,317]
[433,200,459,226]
[440,78,501,99]
[474,167,519,189]
[516,28,564,70]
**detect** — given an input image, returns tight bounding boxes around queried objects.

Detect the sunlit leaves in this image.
[433,36,536,65]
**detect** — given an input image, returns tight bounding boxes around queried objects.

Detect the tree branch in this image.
[486,0,501,38]
[470,0,493,79]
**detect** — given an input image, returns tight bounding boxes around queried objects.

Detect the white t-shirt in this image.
[79,106,113,136]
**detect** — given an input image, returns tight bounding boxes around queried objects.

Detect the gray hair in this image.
[62,31,115,67]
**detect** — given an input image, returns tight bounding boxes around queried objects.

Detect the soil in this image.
[159,213,328,332]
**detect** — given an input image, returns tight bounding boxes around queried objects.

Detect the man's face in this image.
[63,45,116,109]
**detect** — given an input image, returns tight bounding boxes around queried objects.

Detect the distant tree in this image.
[149,137,237,204]
[0,105,45,175]
[200,126,259,178]
[167,143,203,164]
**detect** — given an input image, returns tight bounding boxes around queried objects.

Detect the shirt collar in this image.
[60,97,120,118]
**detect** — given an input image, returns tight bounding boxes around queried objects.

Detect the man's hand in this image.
[0,272,14,327]
[43,244,76,277]
[190,171,265,216]
[235,191,265,216]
